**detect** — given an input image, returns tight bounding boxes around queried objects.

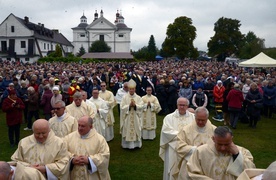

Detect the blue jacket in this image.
[263,85,276,106]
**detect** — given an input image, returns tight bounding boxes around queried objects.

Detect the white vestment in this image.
[187,139,256,180]
[115,88,128,105]
[49,112,78,138]
[64,129,110,180]
[120,92,143,149]
[141,94,161,140]
[66,101,95,121]
[237,169,265,180]
[176,120,216,180]
[11,130,69,180]
[89,97,109,138]
[115,87,128,130]
[159,110,195,180]
[99,90,116,141]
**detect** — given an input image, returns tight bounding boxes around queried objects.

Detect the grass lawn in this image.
[0,106,275,179]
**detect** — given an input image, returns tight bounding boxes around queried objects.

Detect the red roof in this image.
[81,52,133,59]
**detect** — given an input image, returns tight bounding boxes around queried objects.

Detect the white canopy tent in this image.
[239,52,276,67]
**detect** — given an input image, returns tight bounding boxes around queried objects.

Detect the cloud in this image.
[0,0,275,52]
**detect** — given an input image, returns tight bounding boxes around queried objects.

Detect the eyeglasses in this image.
[53,107,64,110]
[101,85,106,87]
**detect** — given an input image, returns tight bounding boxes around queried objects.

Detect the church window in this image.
[80,33,85,37]
[21,41,26,48]
[11,26,15,32]
[99,35,104,41]
[119,34,124,37]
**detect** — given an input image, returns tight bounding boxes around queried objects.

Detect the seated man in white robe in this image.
[66,91,95,121]
[64,115,110,180]
[237,161,276,180]
[175,107,216,180]
[159,97,194,180]
[187,126,255,179]
[89,88,109,139]
[99,81,117,141]
[49,100,78,138]
[141,86,161,140]
[11,119,69,179]
[0,161,14,180]
[120,79,144,149]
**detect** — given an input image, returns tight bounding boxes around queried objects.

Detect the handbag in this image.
[254,102,263,109]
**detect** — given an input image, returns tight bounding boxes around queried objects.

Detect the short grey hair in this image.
[88,117,94,125]
[195,107,209,118]
[169,79,175,85]
[177,97,190,106]
[55,100,65,107]
[73,91,82,98]
[27,86,35,92]
[214,126,233,137]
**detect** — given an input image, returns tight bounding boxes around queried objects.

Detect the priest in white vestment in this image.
[141,86,161,140]
[120,79,144,149]
[64,115,110,180]
[49,100,78,138]
[159,97,194,180]
[66,91,95,121]
[115,82,128,123]
[11,119,69,179]
[175,107,216,180]
[80,90,100,132]
[99,81,116,141]
[89,88,109,139]
[187,126,255,180]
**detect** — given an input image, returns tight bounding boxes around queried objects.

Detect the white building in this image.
[72,10,132,55]
[0,13,73,63]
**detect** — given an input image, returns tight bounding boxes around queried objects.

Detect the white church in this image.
[72,10,132,56]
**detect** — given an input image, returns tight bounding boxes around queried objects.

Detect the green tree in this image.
[147,35,157,60]
[264,48,276,59]
[133,46,149,60]
[208,17,244,61]
[48,44,63,57]
[55,44,62,57]
[77,46,86,57]
[162,16,197,59]
[89,40,111,52]
[239,31,265,59]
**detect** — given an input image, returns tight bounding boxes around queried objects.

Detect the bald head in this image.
[78,115,93,136]
[32,119,50,132]
[32,119,50,144]
[0,161,13,180]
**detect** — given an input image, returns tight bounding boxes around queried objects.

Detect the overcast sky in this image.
[0,0,276,52]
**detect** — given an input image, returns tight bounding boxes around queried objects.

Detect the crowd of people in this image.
[0,59,275,179]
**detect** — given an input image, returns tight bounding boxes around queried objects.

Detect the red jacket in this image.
[226,89,244,109]
[213,85,225,103]
[2,97,25,126]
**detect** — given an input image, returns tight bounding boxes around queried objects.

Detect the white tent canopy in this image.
[239,52,276,67]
